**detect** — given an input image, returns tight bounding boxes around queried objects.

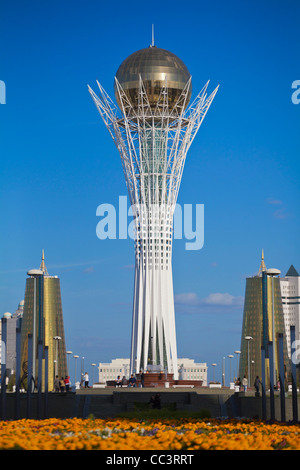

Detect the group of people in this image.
[54,375,71,392]
[114,371,146,388]
[115,375,127,387]
[54,372,90,392]
[149,393,161,409]
[235,375,261,394]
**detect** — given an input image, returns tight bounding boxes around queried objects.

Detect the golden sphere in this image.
[114,46,191,112]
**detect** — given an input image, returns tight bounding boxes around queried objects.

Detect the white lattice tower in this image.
[88,74,218,379]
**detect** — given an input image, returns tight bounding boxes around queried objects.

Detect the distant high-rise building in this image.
[280,265,300,359]
[239,251,289,386]
[0,301,24,377]
[20,251,67,391]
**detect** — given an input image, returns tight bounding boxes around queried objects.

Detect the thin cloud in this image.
[266,198,291,220]
[120,264,134,270]
[175,293,199,306]
[83,266,94,273]
[273,208,291,220]
[175,292,244,310]
[267,198,283,205]
[203,292,241,306]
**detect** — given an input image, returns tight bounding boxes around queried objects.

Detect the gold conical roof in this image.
[39,249,48,275]
[257,249,267,275]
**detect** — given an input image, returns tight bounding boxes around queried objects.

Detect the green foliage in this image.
[116,402,211,420]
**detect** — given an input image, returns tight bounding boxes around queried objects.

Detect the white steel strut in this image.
[88,76,218,379]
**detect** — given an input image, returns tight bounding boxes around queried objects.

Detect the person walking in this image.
[84,372,89,388]
[140,370,145,388]
[65,376,70,392]
[242,375,248,392]
[60,377,65,392]
[254,376,261,395]
[54,375,60,392]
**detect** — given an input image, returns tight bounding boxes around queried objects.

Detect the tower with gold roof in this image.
[88,40,218,378]
[239,250,289,386]
[20,251,67,391]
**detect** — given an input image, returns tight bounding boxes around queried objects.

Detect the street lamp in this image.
[91,363,96,386]
[234,350,241,379]
[81,357,85,385]
[73,355,79,386]
[266,268,281,387]
[211,363,217,383]
[227,355,234,383]
[245,336,253,387]
[251,360,255,383]
[53,336,61,378]
[66,351,72,375]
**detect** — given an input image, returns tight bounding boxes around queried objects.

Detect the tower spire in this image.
[150,24,155,47]
[258,248,267,275]
[40,249,48,275]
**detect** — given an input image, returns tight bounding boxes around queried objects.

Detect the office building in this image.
[98,358,130,384]
[177,359,207,386]
[280,265,300,359]
[0,301,24,376]
[239,251,289,385]
[20,251,67,391]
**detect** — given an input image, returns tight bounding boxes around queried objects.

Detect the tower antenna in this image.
[151,24,154,47]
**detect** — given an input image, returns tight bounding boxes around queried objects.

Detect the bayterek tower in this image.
[88,40,218,379]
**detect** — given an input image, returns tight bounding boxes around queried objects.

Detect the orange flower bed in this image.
[0,417,299,450]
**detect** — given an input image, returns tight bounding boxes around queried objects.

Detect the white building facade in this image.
[98,358,130,384]
[280,265,300,359]
[177,358,207,386]
[97,358,207,386]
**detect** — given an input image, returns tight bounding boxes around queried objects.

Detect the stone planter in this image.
[209,383,221,389]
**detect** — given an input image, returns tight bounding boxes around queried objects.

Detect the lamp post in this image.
[91,363,96,386]
[251,360,255,384]
[222,357,225,387]
[266,268,281,387]
[234,350,241,379]
[211,363,217,383]
[53,336,61,378]
[81,357,85,386]
[66,351,72,375]
[228,355,234,383]
[73,355,79,387]
[245,336,253,388]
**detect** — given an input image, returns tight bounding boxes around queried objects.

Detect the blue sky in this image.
[0,0,299,384]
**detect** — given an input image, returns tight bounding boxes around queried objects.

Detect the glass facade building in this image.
[239,252,289,386]
[20,253,67,391]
